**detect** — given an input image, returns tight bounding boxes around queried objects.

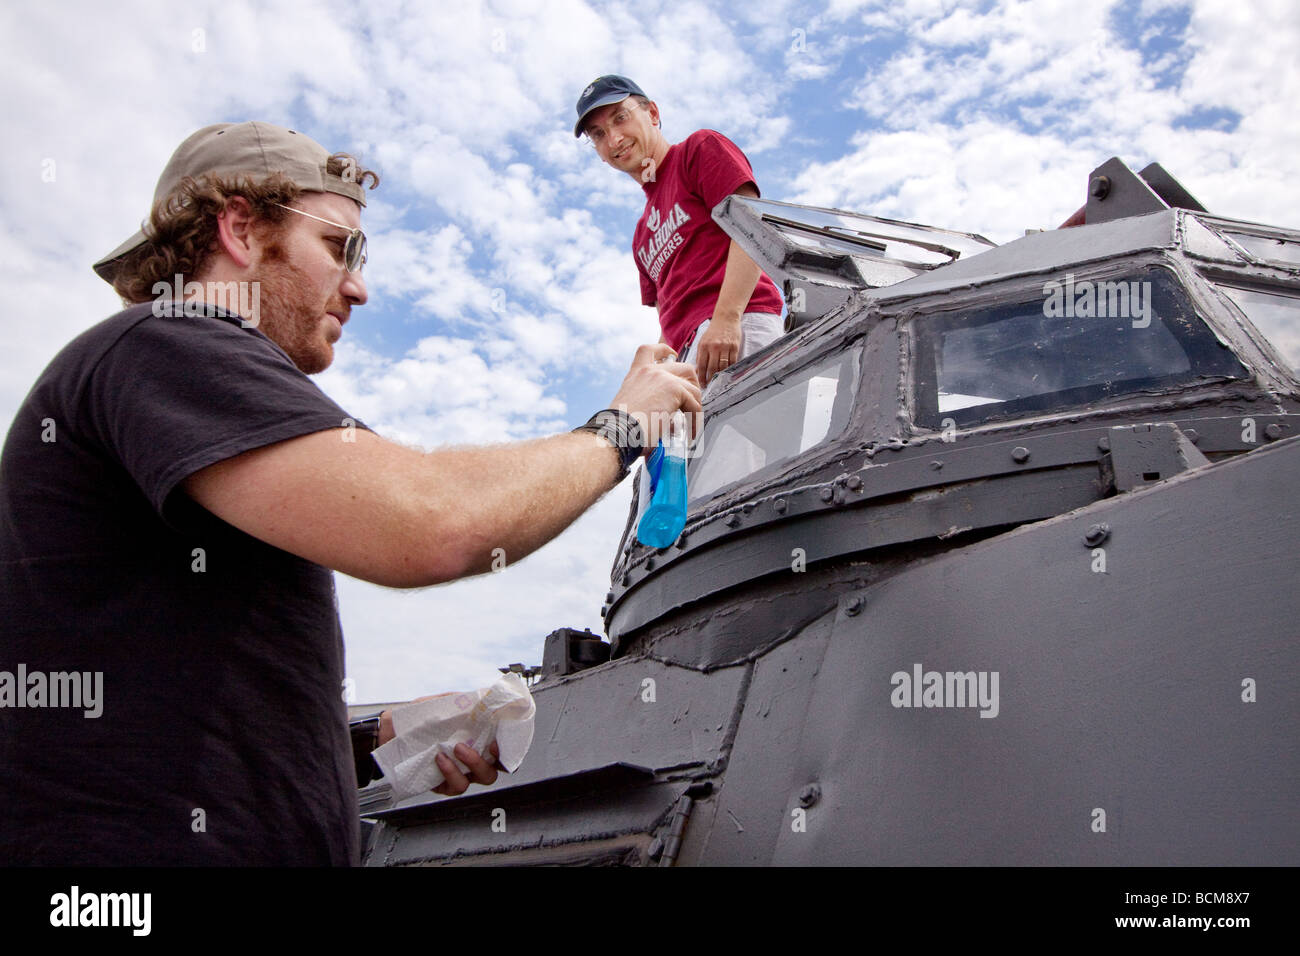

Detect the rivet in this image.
[798,783,822,808]
[929,460,943,470]
[820,487,834,503]
[845,596,864,616]
[1265,423,1284,440]
[1012,446,1030,463]
[774,498,787,514]
[847,475,863,491]
[1084,523,1110,547]
[725,513,740,528]
[1097,435,1110,452]
[1183,428,1199,444]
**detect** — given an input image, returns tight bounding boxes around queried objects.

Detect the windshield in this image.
[688,350,860,503]
[911,267,1248,428]
[1216,285,1300,371]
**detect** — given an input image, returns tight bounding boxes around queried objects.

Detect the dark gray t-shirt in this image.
[0,301,367,865]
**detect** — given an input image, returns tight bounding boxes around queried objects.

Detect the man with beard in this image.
[0,121,700,865]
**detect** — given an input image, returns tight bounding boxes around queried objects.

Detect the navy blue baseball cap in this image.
[573,75,648,137]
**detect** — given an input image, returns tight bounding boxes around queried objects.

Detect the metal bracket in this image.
[1138,163,1207,213]
[540,627,611,681]
[1086,157,1170,225]
[1083,158,1208,226]
[1100,423,1210,493]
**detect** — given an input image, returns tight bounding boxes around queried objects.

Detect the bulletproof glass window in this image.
[688,350,860,503]
[911,267,1249,429]
[1216,285,1300,371]
[1220,231,1300,268]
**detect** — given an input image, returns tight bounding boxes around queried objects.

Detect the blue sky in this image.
[3,0,1297,703]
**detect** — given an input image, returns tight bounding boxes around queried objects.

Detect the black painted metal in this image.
[697,435,1300,865]
[540,627,610,680]
[1139,162,1207,213]
[370,162,1300,866]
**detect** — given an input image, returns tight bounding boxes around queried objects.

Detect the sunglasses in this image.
[272,202,367,272]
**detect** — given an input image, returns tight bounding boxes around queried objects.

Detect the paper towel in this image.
[370,673,535,802]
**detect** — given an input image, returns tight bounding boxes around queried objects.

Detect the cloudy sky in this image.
[3,0,1297,703]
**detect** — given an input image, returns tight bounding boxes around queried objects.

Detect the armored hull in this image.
[363,160,1300,866]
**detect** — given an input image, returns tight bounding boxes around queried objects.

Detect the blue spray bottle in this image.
[637,411,689,548]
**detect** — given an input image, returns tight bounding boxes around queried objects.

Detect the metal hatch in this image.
[712,195,997,326]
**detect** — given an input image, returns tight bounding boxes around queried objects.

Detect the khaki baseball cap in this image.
[92,121,367,283]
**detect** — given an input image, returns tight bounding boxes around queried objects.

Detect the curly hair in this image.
[110,152,379,304]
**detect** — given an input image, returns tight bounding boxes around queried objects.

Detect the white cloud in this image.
[3,0,1295,705]
[784,0,1300,240]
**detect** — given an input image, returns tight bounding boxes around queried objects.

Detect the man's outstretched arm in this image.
[184,344,700,588]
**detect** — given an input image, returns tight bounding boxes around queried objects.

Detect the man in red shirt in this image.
[574,75,785,387]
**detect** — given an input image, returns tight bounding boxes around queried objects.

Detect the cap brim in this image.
[574,93,633,137]
[92,227,148,283]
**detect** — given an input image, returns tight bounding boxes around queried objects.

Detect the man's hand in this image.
[379,701,503,796]
[434,741,501,796]
[609,343,702,447]
[695,312,742,387]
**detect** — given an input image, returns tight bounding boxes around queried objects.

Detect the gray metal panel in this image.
[385,655,747,818]
[694,611,837,864]
[370,778,684,866]
[609,465,1103,640]
[708,436,1300,864]
[869,212,1178,304]
[1180,214,1246,266]
[367,657,748,865]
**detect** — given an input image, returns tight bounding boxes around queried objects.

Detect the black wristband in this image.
[573,408,646,480]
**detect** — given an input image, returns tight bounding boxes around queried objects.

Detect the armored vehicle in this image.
[362,159,1300,866]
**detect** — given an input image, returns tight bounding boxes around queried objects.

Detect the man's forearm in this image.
[411,430,624,581]
[184,425,625,589]
[712,239,763,324]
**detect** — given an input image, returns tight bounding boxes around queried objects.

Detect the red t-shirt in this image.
[634,130,783,353]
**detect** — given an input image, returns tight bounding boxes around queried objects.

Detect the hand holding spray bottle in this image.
[636,410,689,548]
